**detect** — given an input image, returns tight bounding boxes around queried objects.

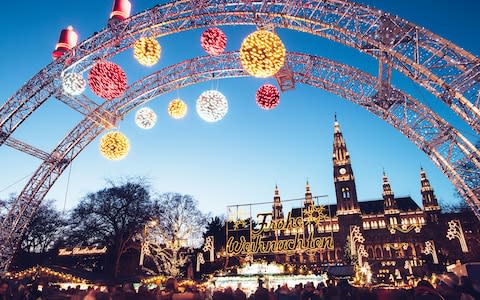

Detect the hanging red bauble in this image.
[200,28,227,56]
[256,84,280,110]
[88,61,127,100]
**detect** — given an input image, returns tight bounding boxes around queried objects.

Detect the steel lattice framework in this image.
[0,0,479,271]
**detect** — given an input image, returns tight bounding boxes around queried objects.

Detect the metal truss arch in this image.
[1,0,479,148]
[1,51,478,271]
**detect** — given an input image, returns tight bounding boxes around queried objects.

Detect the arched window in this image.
[341,187,350,199]
[368,247,374,259]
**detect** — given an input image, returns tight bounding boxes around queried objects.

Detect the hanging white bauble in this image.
[196,90,228,122]
[135,107,157,129]
[62,72,86,96]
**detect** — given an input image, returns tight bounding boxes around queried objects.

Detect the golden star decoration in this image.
[303,205,327,226]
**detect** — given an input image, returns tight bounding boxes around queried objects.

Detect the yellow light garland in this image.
[240,30,286,78]
[168,98,188,119]
[99,131,130,160]
[133,37,161,66]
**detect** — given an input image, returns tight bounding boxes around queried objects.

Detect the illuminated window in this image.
[341,187,350,199]
[379,220,386,228]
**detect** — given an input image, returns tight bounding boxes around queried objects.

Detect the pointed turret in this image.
[272,185,284,220]
[304,180,314,207]
[382,171,398,213]
[333,117,360,215]
[420,168,440,212]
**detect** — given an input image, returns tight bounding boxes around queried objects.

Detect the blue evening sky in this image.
[0,1,478,215]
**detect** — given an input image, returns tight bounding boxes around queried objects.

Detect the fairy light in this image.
[256,84,280,110]
[240,30,286,78]
[168,99,188,119]
[135,107,157,129]
[88,61,127,100]
[196,90,228,122]
[133,37,161,66]
[62,72,86,96]
[99,131,130,160]
[200,27,227,55]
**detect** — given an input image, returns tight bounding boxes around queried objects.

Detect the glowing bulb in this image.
[240,30,286,78]
[135,107,157,129]
[62,72,86,96]
[200,28,227,55]
[196,90,228,122]
[256,84,280,110]
[99,131,129,160]
[168,99,188,119]
[133,37,161,66]
[88,61,127,100]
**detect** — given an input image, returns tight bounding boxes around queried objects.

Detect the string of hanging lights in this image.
[240,30,286,78]
[133,37,161,66]
[200,27,227,56]
[88,61,127,100]
[256,84,280,110]
[196,90,228,122]
[135,107,157,129]
[99,131,130,160]
[168,99,188,119]
[62,72,86,96]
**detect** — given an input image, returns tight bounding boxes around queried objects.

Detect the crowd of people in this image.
[1,275,479,300]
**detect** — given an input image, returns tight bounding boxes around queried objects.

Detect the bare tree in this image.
[145,193,208,276]
[21,200,66,253]
[67,178,154,278]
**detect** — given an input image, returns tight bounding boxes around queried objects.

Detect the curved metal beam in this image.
[0,0,478,149]
[1,51,478,271]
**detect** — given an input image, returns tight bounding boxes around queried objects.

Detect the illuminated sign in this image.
[58,246,107,256]
[226,205,334,256]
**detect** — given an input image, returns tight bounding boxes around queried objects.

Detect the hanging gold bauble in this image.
[240,30,286,78]
[99,131,130,160]
[133,37,161,66]
[168,98,188,119]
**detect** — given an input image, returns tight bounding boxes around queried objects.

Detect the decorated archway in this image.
[0,0,478,271]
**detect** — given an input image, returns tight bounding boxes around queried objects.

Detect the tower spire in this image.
[304,180,314,207]
[272,185,283,220]
[382,171,398,212]
[333,118,360,215]
[420,168,440,212]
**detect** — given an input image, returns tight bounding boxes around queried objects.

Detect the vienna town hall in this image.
[247,119,480,282]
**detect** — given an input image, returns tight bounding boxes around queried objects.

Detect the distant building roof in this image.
[289,196,421,217]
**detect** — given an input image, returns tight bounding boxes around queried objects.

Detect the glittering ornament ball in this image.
[135,107,157,129]
[240,30,286,78]
[62,72,86,96]
[256,84,280,110]
[196,90,228,122]
[168,99,188,119]
[88,61,127,100]
[200,28,227,56]
[133,37,161,66]
[99,131,129,160]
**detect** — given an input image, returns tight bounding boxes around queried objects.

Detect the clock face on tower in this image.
[339,167,347,175]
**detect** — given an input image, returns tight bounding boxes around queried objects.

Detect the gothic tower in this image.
[420,168,440,223]
[304,180,314,207]
[382,171,398,212]
[333,117,360,215]
[272,185,284,220]
[333,117,362,253]
[382,171,400,225]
